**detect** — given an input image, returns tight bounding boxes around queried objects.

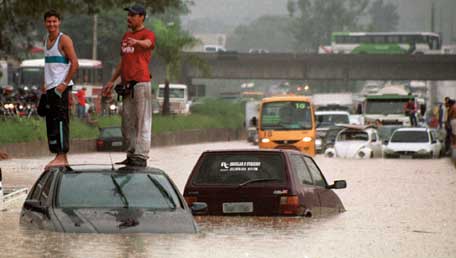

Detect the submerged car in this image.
[383,127,442,159]
[96,127,125,152]
[183,149,346,217]
[325,125,382,159]
[20,166,201,233]
[315,111,350,153]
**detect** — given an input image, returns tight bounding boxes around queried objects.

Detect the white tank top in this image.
[44,32,74,90]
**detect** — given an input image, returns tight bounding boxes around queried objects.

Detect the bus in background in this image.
[331,32,441,54]
[258,96,316,156]
[157,83,189,114]
[18,58,103,111]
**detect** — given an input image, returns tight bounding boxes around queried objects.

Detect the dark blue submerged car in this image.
[20,165,200,233]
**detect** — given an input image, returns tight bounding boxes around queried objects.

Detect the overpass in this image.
[180,52,456,81]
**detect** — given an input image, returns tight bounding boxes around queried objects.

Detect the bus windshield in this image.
[365,99,408,114]
[261,101,313,130]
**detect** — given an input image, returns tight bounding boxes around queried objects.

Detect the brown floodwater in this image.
[1,141,455,258]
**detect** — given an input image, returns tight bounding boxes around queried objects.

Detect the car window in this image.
[338,130,369,141]
[39,172,55,203]
[56,173,181,209]
[303,157,327,188]
[372,132,377,142]
[101,128,122,138]
[193,153,286,185]
[30,172,50,200]
[390,131,429,143]
[290,155,313,185]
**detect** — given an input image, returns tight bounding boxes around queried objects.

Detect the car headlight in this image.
[302,137,312,142]
[261,138,270,143]
[109,104,116,110]
[315,138,322,146]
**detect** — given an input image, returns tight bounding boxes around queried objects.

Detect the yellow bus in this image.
[258,96,316,156]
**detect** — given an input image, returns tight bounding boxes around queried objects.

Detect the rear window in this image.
[192,153,286,185]
[100,128,122,138]
[390,131,429,143]
[56,173,181,209]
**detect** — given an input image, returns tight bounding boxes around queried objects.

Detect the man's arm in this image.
[126,37,153,49]
[57,35,79,93]
[102,61,122,96]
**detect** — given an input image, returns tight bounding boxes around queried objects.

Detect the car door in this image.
[289,154,321,216]
[21,171,55,230]
[302,156,345,214]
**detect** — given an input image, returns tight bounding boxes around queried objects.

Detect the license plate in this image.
[112,141,122,147]
[222,202,253,213]
[400,155,412,159]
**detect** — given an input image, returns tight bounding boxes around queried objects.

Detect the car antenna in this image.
[108,153,115,170]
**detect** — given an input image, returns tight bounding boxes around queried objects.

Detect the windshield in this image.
[56,173,181,209]
[20,67,43,87]
[261,101,313,130]
[100,128,122,138]
[338,130,369,141]
[316,114,349,128]
[390,131,429,143]
[193,153,286,185]
[365,99,409,114]
[158,88,186,99]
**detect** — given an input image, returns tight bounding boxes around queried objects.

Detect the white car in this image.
[383,127,442,159]
[325,125,382,159]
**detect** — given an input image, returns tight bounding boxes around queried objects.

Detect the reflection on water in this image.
[1,141,456,258]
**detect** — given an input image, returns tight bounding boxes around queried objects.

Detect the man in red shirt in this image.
[404,98,417,127]
[75,87,86,118]
[102,4,155,167]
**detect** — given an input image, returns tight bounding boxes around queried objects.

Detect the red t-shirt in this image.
[76,89,86,105]
[120,28,155,82]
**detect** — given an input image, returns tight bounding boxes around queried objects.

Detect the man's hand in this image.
[103,81,114,96]
[126,37,137,47]
[55,83,67,94]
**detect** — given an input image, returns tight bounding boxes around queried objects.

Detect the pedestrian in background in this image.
[102,4,155,167]
[404,98,417,127]
[42,9,79,168]
[75,87,86,118]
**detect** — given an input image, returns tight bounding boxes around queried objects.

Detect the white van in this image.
[157,84,189,114]
[203,45,226,53]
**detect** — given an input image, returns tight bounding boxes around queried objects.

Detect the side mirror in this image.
[191,202,208,215]
[383,140,388,145]
[23,200,49,216]
[328,180,347,189]
[431,140,437,144]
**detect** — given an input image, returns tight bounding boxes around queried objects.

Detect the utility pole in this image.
[92,14,98,60]
[430,2,435,33]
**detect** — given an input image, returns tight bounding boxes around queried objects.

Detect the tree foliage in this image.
[288,0,369,52]
[368,0,399,32]
[0,0,188,58]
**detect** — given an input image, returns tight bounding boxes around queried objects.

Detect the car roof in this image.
[395,127,429,132]
[315,111,350,115]
[201,148,308,157]
[46,165,168,175]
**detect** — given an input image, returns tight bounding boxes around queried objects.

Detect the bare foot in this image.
[45,154,69,170]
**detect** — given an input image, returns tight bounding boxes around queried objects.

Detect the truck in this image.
[363,83,414,126]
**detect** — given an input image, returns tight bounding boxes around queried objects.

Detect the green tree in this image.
[288,0,369,52]
[151,19,209,114]
[0,0,188,58]
[226,15,294,53]
[368,0,399,32]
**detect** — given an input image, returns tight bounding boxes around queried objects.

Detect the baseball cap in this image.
[124,4,146,16]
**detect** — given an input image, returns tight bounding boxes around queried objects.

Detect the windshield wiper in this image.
[110,175,129,208]
[147,175,176,209]
[239,178,281,187]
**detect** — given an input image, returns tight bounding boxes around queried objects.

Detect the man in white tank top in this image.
[42,9,79,169]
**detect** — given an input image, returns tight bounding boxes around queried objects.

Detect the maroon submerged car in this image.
[184,149,346,217]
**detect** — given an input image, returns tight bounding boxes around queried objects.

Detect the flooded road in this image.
[1,141,456,258]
